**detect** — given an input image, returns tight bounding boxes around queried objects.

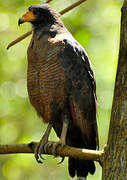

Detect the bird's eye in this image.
[33,10,37,15]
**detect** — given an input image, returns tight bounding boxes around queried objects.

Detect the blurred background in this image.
[0,0,123,179]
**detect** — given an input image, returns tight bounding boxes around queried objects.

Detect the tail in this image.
[67,125,96,179]
[68,157,95,179]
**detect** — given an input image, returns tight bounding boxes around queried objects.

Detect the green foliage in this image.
[0,0,123,179]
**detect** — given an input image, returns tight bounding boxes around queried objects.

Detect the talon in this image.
[38,159,43,164]
[35,153,39,161]
[35,153,43,163]
[34,138,48,163]
[44,141,53,153]
[57,156,65,165]
[39,153,45,160]
[38,145,45,160]
[51,139,66,164]
[34,124,52,163]
[52,142,60,157]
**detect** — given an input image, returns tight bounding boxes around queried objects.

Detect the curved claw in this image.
[38,145,45,160]
[39,153,45,160]
[34,124,52,163]
[44,141,53,152]
[34,141,46,163]
[52,142,60,157]
[57,156,65,165]
[35,153,43,164]
[52,139,66,162]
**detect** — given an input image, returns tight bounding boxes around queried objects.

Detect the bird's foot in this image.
[52,138,65,164]
[35,136,51,163]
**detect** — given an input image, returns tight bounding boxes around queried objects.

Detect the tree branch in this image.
[60,0,87,15]
[45,0,53,3]
[0,141,103,165]
[7,0,87,50]
[7,31,32,50]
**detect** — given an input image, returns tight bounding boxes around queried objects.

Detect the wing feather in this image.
[59,37,99,149]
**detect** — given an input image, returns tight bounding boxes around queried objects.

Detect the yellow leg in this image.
[52,115,69,163]
[35,123,52,163]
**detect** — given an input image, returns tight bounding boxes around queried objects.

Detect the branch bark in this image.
[7,31,32,50]
[0,141,103,164]
[102,1,127,179]
[60,0,87,15]
[7,0,87,50]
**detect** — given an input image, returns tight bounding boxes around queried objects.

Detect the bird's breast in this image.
[27,35,66,122]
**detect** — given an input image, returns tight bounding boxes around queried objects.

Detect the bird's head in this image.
[18,3,61,29]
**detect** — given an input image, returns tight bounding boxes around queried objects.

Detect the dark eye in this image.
[33,9,37,15]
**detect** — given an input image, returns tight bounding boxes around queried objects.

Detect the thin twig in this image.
[7,0,87,50]
[45,0,53,3]
[0,141,103,165]
[60,0,87,15]
[7,31,32,50]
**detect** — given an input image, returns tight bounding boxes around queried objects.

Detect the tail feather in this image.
[68,157,75,177]
[68,158,95,178]
[67,124,96,179]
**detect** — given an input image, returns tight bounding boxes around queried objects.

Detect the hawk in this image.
[18,3,99,179]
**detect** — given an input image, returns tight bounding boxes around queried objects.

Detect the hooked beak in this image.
[18,10,36,26]
[18,18,26,26]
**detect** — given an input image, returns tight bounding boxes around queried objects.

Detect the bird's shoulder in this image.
[59,35,96,84]
[58,34,97,107]
[48,30,68,47]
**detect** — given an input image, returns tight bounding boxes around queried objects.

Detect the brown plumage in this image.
[19,3,99,179]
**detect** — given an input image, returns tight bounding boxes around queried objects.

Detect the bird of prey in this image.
[18,3,99,179]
